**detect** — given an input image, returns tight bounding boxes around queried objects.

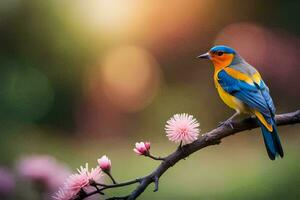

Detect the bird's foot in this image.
[218,119,234,129]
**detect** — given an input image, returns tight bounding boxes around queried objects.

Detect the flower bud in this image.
[97,155,111,172]
[133,142,150,156]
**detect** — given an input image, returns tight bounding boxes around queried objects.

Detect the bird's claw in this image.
[218,120,234,129]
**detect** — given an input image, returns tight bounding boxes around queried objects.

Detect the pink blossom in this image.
[64,172,89,195]
[53,163,103,200]
[53,187,73,200]
[17,155,70,191]
[165,113,200,145]
[87,166,103,183]
[0,168,15,196]
[133,142,151,155]
[97,155,111,172]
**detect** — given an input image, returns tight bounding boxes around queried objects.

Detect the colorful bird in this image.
[198,45,283,160]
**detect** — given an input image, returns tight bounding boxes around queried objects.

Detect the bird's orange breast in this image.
[211,53,234,73]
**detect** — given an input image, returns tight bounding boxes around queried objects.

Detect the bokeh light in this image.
[214,22,269,67]
[214,22,300,80]
[89,45,161,113]
[0,167,15,197]
[0,66,54,122]
[75,46,162,136]
[214,22,300,101]
[70,0,141,37]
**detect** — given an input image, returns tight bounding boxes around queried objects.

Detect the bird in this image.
[197,45,283,160]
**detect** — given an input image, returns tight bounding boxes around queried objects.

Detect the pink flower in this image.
[133,142,151,155]
[165,113,200,145]
[65,172,89,195]
[0,167,15,196]
[87,166,103,183]
[97,155,111,172]
[53,163,103,200]
[53,187,73,200]
[17,155,70,192]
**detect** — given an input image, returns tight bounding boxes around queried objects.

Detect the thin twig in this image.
[77,179,141,199]
[147,154,165,161]
[74,190,98,200]
[93,185,104,195]
[106,172,118,184]
[96,178,142,192]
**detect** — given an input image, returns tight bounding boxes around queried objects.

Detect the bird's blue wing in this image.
[259,80,276,116]
[217,68,282,160]
[217,69,274,120]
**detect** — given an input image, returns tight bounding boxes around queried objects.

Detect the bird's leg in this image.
[218,112,240,129]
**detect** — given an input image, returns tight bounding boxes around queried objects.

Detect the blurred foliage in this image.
[0,0,299,199]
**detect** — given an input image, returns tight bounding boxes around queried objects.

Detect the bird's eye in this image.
[217,51,224,56]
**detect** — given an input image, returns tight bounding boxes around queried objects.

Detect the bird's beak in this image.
[197,52,210,59]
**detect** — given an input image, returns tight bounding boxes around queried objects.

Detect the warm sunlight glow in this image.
[87,46,161,113]
[73,0,139,35]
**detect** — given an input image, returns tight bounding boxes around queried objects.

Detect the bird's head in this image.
[198,45,237,70]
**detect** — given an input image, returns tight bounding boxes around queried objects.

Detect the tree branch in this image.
[127,110,300,199]
[78,110,300,200]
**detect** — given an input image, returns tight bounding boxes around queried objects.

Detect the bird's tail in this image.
[257,118,284,160]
